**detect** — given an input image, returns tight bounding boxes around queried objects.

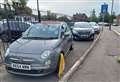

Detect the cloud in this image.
[27,0,120,16]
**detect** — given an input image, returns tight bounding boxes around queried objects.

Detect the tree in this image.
[88,16,98,22]
[98,12,116,23]
[41,11,57,20]
[11,0,32,15]
[57,16,70,22]
[47,11,57,20]
[88,9,98,22]
[72,13,88,22]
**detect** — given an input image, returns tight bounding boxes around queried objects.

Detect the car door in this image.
[62,24,72,55]
[64,25,73,52]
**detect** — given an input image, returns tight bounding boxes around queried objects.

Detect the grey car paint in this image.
[5,23,73,76]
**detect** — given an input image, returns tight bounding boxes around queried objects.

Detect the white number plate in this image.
[81,35,88,37]
[11,63,31,70]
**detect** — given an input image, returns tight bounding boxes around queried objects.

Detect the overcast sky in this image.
[27,0,120,16]
[0,0,119,16]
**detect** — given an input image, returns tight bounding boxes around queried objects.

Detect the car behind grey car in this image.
[73,22,95,40]
[89,22,100,34]
[4,22,73,76]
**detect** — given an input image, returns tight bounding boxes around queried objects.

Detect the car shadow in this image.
[3,71,58,82]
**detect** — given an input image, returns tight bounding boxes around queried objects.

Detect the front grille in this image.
[7,67,50,74]
[7,56,38,64]
[78,31,90,34]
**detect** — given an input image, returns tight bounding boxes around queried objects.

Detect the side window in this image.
[65,25,71,33]
[62,24,66,32]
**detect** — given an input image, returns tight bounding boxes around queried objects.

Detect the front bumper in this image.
[73,33,94,40]
[5,64,55,76]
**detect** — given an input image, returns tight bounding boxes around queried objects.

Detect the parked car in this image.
[0,21,32,42]
[89,22,100,34]
[98,22,109,26]
[5,22,73,76]
[104,22,110,26]
[113,23,119,26]
[73,22,95,40]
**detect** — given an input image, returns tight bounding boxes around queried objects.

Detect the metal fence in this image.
[0,3,36,64]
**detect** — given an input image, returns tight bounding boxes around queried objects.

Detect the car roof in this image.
[41,21,65,25]
[33,23,61,27]
[75,22,89,24]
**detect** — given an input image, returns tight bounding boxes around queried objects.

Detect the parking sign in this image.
[101,3,108,13]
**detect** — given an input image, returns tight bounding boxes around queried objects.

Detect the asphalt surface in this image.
[69,27,120,82]
[0,39,93,82]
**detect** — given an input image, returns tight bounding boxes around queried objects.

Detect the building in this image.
[72,13,88,22]
[116,15,120,25]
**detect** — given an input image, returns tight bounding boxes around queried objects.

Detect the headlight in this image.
[5,48,10,57]
[45,60,51,65]
[41,50,51,60]
[91,29,95,34]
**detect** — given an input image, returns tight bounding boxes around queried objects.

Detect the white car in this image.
[90,22,100,34]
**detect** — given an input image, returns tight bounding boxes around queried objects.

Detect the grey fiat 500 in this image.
[4,22,73,76]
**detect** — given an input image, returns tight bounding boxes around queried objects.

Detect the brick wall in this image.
[116,15,120,25]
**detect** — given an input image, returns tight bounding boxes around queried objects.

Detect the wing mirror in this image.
[22,32,25,36]
[64,32,69,37]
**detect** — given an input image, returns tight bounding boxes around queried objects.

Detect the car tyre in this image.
[90,35,95,41]
[70,44,73,51]
[96,31,100,34]
[1,34,9,42]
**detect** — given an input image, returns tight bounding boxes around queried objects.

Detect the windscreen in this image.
[22,24,60,39]
[74,22,92,28]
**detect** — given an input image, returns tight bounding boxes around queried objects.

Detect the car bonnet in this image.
[9,39,59,54]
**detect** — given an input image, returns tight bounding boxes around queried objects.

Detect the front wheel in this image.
[57,53,65,79]
[70,44,73,51]
[90,35,95,41]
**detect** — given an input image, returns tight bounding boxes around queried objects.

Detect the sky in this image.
[0,0,120,16]
[27,0,120,16]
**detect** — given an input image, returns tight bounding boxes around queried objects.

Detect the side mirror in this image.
[64,32,69,37]
[22,32,25,36]
[70,26,73,30]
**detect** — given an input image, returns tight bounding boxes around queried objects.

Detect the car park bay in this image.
[0,39,94,82]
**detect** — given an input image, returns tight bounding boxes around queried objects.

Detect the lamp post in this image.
[110,0,114,30]
[37,0,41,22]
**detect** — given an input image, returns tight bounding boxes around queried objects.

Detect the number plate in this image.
[81,35,88,37]
[11,63,31,70]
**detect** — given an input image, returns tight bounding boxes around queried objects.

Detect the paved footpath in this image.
[69,27,120,82]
